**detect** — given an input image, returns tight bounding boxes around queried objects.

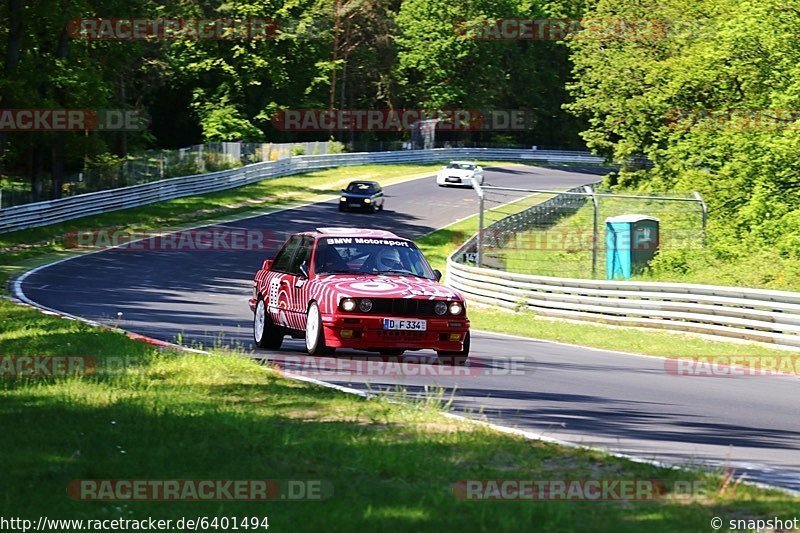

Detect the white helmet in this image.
[377,247,403,270]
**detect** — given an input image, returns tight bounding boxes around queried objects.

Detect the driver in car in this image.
[376,247,406,273]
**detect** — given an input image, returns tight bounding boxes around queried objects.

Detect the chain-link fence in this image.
[460,184,706,279]
[0,141,341,208]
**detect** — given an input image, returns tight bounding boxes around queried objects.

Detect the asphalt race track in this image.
[16,165,800,492]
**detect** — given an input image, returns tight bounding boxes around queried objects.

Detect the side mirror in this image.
[341,188,347,193]
[433,269,442,282]
[262,259,273,271]
[299,261,309,279]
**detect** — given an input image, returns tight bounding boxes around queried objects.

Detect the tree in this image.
[566,0,800,257]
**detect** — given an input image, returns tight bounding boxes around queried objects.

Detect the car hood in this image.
[314,274,463,300]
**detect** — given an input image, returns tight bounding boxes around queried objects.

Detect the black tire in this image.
[253,298,283,350]
[379,349,404,356]
[305,301,335,356]
[437,331,470,366]
[338,204,346,211]
[378,202,384,211]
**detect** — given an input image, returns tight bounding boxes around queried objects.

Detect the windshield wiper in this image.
[377,269,426,278]
[319,269,428,278]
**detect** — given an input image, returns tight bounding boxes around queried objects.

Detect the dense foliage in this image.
[567,0,800,287]
[0,0,583,199]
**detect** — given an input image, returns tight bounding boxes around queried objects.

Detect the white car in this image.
[436,161,484,187]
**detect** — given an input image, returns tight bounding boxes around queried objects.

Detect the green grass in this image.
[635,246,800,291]
[2,300,798,531]
[417,218,480,272]
[416,190,559,273]
[482,192,704,279]
[469,306,791,358]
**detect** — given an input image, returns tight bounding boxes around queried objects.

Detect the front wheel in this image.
[254,299,283,349]
[305,302,335,356]
[437,331,470,366]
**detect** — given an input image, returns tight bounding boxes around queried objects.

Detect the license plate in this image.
[383,318,427,331]
[350,202,361,206]
[446,177,460,183]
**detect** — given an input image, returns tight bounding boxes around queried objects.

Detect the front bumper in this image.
[438,175,478,185]
[340,198,372,209]
[322,313,470,351]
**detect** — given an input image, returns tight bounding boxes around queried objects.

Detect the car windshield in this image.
[314,237,436,278]
[447,163,474,170]
[346,182,375,193]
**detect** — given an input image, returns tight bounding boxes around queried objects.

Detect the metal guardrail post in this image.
[584,185,598,277]
[478,194,485,268]
[473,177,485,268]
[693,191,707,247]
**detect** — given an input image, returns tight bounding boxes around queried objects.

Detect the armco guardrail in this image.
[447,240,800,350]
[0,148,605,234]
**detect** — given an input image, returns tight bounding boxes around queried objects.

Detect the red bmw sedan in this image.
[249,227,470,364]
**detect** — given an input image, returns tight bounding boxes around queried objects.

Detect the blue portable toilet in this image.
[606,215,660,280]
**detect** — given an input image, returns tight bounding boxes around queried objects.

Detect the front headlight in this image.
[359,298,373,312]
[340,197,346,202]
[449,302,463,315]
[340,298,356,312]
[434,301,448,315]
[364,198,372,204]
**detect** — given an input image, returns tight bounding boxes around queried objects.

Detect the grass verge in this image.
[468,306,792,358]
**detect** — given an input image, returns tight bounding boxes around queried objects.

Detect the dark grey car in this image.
[339,181,385,212]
